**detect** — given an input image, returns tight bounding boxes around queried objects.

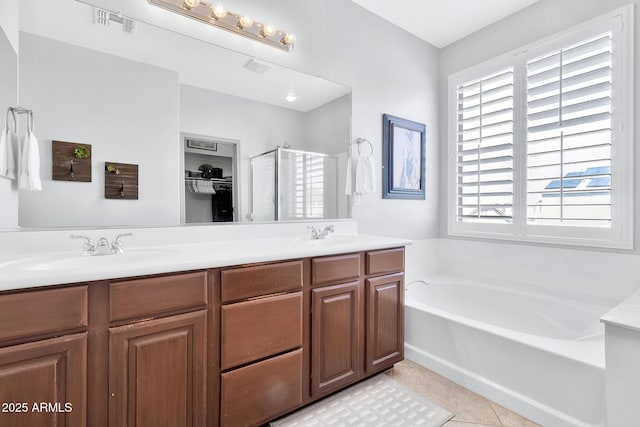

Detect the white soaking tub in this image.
[404,277,609,427]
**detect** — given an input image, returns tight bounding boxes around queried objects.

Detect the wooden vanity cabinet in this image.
[107,272,209,427]
[310,281,361,397]
[365,272,404,373]
[219,261,304,427]
[0,286,88,427]
[365,249,405,373]
[0,246,404,427]
[310,248,405,398]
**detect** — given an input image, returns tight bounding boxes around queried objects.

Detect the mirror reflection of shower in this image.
[250,148,339,221]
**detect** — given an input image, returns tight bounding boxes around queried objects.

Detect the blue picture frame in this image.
[382,114,426,199]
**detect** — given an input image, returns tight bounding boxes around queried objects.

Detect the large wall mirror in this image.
[1,0,351,230]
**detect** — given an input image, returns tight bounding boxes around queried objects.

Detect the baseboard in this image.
[404,343,603,427]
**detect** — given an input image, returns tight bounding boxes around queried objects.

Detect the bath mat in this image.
[270,374,453,426]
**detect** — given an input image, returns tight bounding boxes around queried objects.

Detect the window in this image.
[283,151,325,219]
[448,6,633,248]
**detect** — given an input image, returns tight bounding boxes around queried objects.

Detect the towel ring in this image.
[4,108,17,132]
[355,138,373,155]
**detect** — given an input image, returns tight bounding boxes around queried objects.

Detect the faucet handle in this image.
[307,225,319,239]
[111,233,133,254]
[70,235,95,255]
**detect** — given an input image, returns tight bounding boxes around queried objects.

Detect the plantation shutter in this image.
[286,152,325,219]
[526,33,612,227]
[455,68,514,223]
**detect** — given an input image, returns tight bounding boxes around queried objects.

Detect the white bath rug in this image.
[270,374,453,426]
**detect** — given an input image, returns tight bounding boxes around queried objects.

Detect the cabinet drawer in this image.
[221,292,302,371]
[0,286,88,343]
[221,349,302,427]
[221,260,302,303]
[311,253,360,286]
[109,271,207,322]
[366,248,404,276]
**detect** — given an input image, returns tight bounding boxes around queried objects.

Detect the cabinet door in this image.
[109,310,206,427]
[366,273,404,373]
[311,281,360,397]
[0,333,87,427]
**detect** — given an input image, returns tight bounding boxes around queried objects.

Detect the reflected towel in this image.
[18,129,42,191]
[0,126,18,180]
[344,155,352,196]
[354,151,375,195]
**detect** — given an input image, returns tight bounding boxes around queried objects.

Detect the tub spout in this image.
[405,279,429,291]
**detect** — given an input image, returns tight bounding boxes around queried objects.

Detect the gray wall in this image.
[306,94,352,156]
[438,0,640,252]
[0,21,18,229]
[18,33,181,227]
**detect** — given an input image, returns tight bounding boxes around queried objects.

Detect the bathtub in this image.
[404,277,609,427]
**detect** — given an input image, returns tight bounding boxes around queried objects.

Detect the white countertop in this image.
[601,292,640,333]
[0,234,411,292]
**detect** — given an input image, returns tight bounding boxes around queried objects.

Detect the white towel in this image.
[355,151,375,195]
[18,128,42,191]
[344,155,352,196]
[0,125,18,180]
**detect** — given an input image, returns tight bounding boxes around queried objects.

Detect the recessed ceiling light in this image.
[285,94,297,102]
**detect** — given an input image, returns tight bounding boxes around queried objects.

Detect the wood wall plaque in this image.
[52,140,92,182]
[105,162,138,200]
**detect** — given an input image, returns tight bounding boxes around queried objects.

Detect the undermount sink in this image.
[1,248,176,272]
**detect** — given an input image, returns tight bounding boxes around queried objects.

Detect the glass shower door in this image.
[250,151,276,221]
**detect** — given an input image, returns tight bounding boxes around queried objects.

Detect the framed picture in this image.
[382,114,426,199]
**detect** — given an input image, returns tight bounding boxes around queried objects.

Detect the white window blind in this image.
[455,68,514,223]
[526,33,612,227]
[285,152,325,219]
[448,6,633,248]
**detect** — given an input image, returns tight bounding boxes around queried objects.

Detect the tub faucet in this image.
[405,279,429,291]
[308,225,334,240]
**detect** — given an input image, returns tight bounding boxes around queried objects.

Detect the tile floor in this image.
[386,359,541,427]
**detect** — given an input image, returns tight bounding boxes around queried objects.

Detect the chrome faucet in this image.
[70,235,96,256]
[70,233,133,256]
[110,233,133,255]
[307,225,335,240]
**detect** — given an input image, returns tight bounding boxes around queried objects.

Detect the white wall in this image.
[438,0,640,249]
[0,0,19,53]
[0,22,18,229]
[18,33,181,227]
[306,94,352,156]
[82,0,442,241]
[435,0,640,300]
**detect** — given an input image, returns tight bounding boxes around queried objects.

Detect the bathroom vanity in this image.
[0,241,406,427]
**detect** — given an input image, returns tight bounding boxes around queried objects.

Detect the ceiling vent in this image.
[244,58,272,74]
[94,7,137,35]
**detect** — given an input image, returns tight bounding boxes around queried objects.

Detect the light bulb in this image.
[211,4,227,19]
[281,33,295,45]
[183,0,200,10]
[260,24,275,38]
[285,94,297,103]
[237,16,254,29]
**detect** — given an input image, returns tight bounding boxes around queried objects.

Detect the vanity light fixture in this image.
[147,0,295,52]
